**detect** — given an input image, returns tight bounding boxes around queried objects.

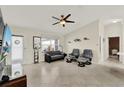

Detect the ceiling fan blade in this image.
[65,20,75,23]
[63,14,71,20]
[52,22,60,25]
[63,24,65,27]
[52,16,60,20]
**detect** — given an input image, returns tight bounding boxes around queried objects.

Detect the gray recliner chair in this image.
[66,49,80,63]
[69,49,80,58]
[77,49,93,67]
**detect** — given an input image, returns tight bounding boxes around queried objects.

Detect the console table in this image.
[0,75,27,87]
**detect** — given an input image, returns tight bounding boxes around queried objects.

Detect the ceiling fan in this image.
[52,14,75,27]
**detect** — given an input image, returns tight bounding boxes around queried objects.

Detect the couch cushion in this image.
[51,55,64,60]
[53,51,61,55]
[46,51,61,56]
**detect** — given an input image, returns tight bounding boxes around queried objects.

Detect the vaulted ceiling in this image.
[1,6,124,35]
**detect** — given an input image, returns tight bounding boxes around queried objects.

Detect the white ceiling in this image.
[1,6,124,35]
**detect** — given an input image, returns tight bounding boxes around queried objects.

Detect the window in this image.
[41,38,59,52]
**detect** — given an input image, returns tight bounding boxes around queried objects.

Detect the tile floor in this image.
[23,60,124,87]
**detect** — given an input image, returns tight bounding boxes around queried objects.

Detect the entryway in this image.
[108,37,119,61]
[100,20,123,64]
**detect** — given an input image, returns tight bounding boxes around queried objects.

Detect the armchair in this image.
[77,49,93,67]
[69,49,80,58]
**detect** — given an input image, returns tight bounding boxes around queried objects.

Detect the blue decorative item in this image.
[0,24,12,62]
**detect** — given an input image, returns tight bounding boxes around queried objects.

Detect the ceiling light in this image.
[112,20,117,23]
[60,20,66,25]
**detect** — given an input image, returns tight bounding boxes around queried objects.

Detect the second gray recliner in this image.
[77,49,93,67]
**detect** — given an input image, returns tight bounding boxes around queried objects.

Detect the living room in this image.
[0,5,124,87]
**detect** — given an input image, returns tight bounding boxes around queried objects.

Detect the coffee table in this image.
[65,55,77,63]
[65,56,72,63]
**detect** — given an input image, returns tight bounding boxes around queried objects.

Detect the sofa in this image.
[45,51,66,63]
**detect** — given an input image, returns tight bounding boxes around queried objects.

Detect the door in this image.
[109,37,119,60]
[12,35,24,64]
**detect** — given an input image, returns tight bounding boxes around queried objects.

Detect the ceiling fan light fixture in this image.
[52,14,74,27]
[60,20,66,25]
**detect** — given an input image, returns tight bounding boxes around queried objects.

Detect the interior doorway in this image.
[108,37,119,60]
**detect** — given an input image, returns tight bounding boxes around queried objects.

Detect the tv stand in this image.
[0,75,27,87]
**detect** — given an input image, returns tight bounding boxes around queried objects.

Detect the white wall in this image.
[64,20,99,63]
[10,26,62,64]
[104,22,123,61]
[104,22,122,37]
